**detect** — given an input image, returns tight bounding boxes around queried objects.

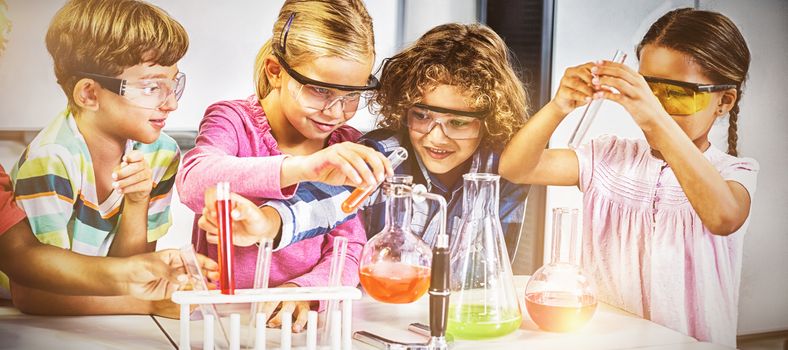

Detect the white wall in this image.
[699,0,788,335]
[549,0,788,335]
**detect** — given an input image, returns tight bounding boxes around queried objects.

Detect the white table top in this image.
[153,276,733,350]
[0,302,175,349]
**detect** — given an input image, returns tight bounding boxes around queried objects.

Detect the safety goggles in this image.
[644,76,736,116]
[273,13,379,113]
[405,103,487,140]
[77,71,186,110]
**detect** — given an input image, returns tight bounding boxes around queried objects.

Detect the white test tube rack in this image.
[172,286,362,350]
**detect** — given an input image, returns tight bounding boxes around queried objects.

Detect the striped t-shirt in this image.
[9,111,179,255]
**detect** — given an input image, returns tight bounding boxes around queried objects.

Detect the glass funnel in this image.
[358,175,432,304]
[447,173,522,339]
[525,207,597,332]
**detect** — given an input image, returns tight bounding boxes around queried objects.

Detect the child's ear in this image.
[265,55,283,88]
[717,88,738,116]
[73,79,100,111]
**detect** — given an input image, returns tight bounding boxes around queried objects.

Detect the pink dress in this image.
[176,95,366,309]
[576,135,758,347]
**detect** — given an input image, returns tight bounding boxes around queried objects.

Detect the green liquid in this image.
[447,304,522,339]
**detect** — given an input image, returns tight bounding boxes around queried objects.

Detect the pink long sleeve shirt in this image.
[176,95,366,304]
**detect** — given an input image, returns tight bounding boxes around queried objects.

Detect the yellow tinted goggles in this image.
[644,76,736,116]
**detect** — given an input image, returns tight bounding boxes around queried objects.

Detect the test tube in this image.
[179,245,230,348]
[567,50,628,149]
[320,236,348,344]
[216,182,235,295]
[249,239,274,329]
[341,147,408,213]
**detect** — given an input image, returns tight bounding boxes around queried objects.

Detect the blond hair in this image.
[253,0,375,100]
[374,23,528,150]
[45,0,188,112]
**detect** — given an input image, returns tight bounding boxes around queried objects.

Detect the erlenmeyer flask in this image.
[359,175,432,304]
[447,173,522,339]
[525,208,597,332]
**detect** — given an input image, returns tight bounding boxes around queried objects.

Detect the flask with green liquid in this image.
[447,173,522,339]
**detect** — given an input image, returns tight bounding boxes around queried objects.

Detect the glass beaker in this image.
[524,208,597,332]
[447,173,522,339]
[358,175,432,304]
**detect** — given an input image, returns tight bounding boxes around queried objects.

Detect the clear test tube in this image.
[249,238,274,331]
[216,181,235,295]
[320,236,348,344]
[341,147,408,213]
[567,50,628,149]
[179,245,230,349]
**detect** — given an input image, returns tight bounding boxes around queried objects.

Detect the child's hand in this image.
[199,188,281,246]
[283,142,393,188]
[550,62,599,115]
[112,150,153,203]
[593,61,670,128]
[122,249,186,300]
[258,283,312,333]
[150,299,194,319]
[123,249,219,300]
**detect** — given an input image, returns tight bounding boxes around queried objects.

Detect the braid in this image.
[727,89,741,156]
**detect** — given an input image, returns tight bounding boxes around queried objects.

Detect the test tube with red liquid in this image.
[215,181,235,295]
[341,147,408,213]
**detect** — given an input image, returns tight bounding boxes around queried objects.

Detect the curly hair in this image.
[373,23,529,150]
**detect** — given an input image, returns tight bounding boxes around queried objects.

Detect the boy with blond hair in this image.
[5,0,190,316]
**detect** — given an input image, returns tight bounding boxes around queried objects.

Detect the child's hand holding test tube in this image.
[567,50,628,149]
[200,187,283,247]
[280,142,394,188]
[342,147,408,213]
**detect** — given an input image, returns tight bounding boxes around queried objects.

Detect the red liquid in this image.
[216,199,235,294]
[359,262,430,304]
[341,186,372,213]
[525,291,597,332]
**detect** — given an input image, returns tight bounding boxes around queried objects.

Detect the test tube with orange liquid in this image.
[341,147,408,213]
[215,182,235,295]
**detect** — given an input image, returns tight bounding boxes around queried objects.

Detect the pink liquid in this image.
[359,261,430,304]
[525,291,596,332]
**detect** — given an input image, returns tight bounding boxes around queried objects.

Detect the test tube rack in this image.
[172,286,362,350]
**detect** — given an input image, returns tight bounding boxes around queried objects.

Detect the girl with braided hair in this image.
[499,8,756,347]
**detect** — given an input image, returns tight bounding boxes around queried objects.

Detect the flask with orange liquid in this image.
[524,207,598,332]
[358,175,432,304]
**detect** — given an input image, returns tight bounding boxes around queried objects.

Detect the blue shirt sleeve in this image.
[499,180,529,261]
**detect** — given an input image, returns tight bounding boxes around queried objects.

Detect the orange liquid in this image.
[359,262,431,304]
[341,186,372,213]
[525,291,597,332]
